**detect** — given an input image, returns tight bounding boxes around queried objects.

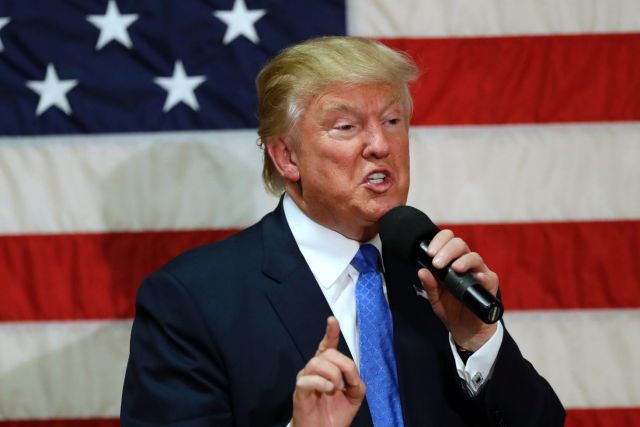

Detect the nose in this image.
[362,122,390,159]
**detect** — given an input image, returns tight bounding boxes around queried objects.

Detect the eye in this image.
[386,118,401,126]
[327,120,358,138]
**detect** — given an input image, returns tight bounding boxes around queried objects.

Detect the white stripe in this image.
[0,310,638,418]
[347,0,640,37]
[0,320,132,420]
[407,123,640,224]
[0,131,279,234]
[504,309,640,408]
[2,123,638,234]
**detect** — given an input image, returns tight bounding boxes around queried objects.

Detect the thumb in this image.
[344,377,367,402]
[316,316,340,355]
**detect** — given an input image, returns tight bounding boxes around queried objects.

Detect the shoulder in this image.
[143,204,289,297]
[131,219,268,331]
[167,221,260,271]
[153,220,264,290]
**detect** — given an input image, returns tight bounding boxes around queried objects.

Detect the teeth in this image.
[368,172,386,184]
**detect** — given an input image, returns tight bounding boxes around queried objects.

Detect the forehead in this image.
[312,83,405,116]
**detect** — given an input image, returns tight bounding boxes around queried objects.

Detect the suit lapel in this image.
[265,259,374,425]
[260,200,355,363]
[260,200,374,426]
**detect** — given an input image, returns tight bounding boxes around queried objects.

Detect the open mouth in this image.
[367,172,387,185]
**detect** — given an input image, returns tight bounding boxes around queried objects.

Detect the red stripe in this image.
[0,420,118,427]
[1,220,638,321]
[565,408,640,427]
[0,408,638,426]
[0,229,237,321]
[379,33,640,125]
[447,220,640,311]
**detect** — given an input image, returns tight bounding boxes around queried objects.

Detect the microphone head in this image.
[379,205,440,261]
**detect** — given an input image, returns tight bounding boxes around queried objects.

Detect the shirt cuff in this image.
[449,322,504,395]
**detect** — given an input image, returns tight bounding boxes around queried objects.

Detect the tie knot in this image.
[350,244,380,274]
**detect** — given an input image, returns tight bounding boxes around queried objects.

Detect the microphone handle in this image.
[417,242,504,324]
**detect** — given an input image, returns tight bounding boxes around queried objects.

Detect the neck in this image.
[284,191,378,243]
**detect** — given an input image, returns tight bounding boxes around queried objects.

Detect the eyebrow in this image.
[320,93,404,117]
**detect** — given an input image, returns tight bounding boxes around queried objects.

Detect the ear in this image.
[266,136,300,182]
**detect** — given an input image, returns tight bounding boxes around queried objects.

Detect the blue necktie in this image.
[352,244,404,427]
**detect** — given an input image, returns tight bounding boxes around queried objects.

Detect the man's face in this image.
[285,83,410,241]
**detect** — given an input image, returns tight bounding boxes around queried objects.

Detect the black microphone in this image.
[379,205,503,324]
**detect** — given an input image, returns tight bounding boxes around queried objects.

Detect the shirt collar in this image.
[283,194,382,289]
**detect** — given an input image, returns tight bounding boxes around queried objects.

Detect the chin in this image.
[366,199,405,223]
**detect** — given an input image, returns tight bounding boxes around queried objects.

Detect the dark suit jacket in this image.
[121,200,564,426]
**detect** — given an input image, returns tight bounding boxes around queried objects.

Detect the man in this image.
[121,36,564,426]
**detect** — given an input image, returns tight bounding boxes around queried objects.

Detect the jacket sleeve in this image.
[120,270,233,427]
[480,328,566,427]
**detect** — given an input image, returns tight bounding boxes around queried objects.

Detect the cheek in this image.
[394,145,411,193]
[316,147,361,176]
[392,139,410,167]
[301,155,355,194]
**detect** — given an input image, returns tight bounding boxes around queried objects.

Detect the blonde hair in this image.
[256,36,419,195]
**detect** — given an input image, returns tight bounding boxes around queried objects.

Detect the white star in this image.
[213,0,266,45]
[154,61,206,112]
[87,0,138,50]
[26,64,78,116]
[0,17,10,52]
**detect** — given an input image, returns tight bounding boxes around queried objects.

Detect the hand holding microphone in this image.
[380,206,503,350]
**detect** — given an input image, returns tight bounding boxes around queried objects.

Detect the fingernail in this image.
[433,256,444,268]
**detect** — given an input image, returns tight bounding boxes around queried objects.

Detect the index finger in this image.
[425,229,455,257]
[316,316,340,355]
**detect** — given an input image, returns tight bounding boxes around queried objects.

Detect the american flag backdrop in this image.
[1,0,639,425]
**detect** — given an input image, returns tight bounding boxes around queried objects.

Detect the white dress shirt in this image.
[282,194,503,394]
